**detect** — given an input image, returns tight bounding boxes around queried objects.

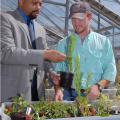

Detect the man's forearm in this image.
[98,79,110,88]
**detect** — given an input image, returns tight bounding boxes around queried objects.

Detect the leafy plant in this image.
[116,60,120,85]
[4,94,120,119]
[67,34,77,73]
[115,60,120,96]
[66,34,95,116]
[73,55,92,116]
[4,95,29,116]
[116,83,120,96]
[32,101,78,119]
[95,94,112,116]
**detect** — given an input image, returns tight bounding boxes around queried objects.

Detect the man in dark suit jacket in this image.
[1,0,66,102]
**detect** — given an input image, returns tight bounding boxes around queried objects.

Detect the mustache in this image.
[29,10,40,20]
[32,10,40,13]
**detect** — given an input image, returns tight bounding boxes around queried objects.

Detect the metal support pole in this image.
[41,12,64,32]
[112,27,115,48]
[98,0,101,30]
[64,0,70,36]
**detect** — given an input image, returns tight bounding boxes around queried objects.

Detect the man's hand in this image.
[54,88,63,101]
[88,85,100,101]
[43,50,66,62]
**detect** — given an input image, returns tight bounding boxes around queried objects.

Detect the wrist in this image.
[43,50,47,59]
[96,83,103,92]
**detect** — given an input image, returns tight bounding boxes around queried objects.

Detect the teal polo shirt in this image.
[54,31,116,89]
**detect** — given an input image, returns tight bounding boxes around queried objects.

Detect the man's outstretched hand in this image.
[43,50,66,62]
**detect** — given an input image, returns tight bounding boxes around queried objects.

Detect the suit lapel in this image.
[12,9,32,47]
[13,9,46,50]
[34,21,45,50]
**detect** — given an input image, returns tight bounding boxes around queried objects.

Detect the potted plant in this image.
[4,95,32,120]
[59,34,77,89]
[3,52,120,119]
[4,94,120,119]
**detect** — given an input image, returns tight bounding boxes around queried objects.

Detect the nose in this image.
[35,3,40,10]
[73,21,79,27]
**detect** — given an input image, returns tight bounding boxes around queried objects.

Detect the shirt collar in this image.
[73,30,93,41]
[18,8,31,25]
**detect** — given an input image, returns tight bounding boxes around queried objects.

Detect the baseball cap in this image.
[69,2,91,19]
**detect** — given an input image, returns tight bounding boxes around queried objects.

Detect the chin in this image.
[75,30,82,34]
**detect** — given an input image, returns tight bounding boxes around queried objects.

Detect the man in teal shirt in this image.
[52,1,116,101]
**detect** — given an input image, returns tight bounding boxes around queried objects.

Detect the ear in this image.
[18,0,24,7]
[88,13,92,21]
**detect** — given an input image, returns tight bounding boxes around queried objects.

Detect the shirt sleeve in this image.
[53,38,67,72]
[101,37,117,82]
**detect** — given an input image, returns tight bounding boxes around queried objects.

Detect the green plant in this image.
[116,60,120,85]
[95,94,112,116]
[4,95,29,116]
[12,96,29,112]
[67,34,77,73]
[73,55,92,116]
[4,93,120,119]
[32,101,78,119]
[66,34,94,116]
[66,35,92,117]
[116,83,120,96]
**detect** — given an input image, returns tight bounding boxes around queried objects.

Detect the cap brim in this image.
[71,13,85,19]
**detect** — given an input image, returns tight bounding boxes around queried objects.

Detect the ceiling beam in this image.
[96,26,114,33]
[83,0,120,27]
